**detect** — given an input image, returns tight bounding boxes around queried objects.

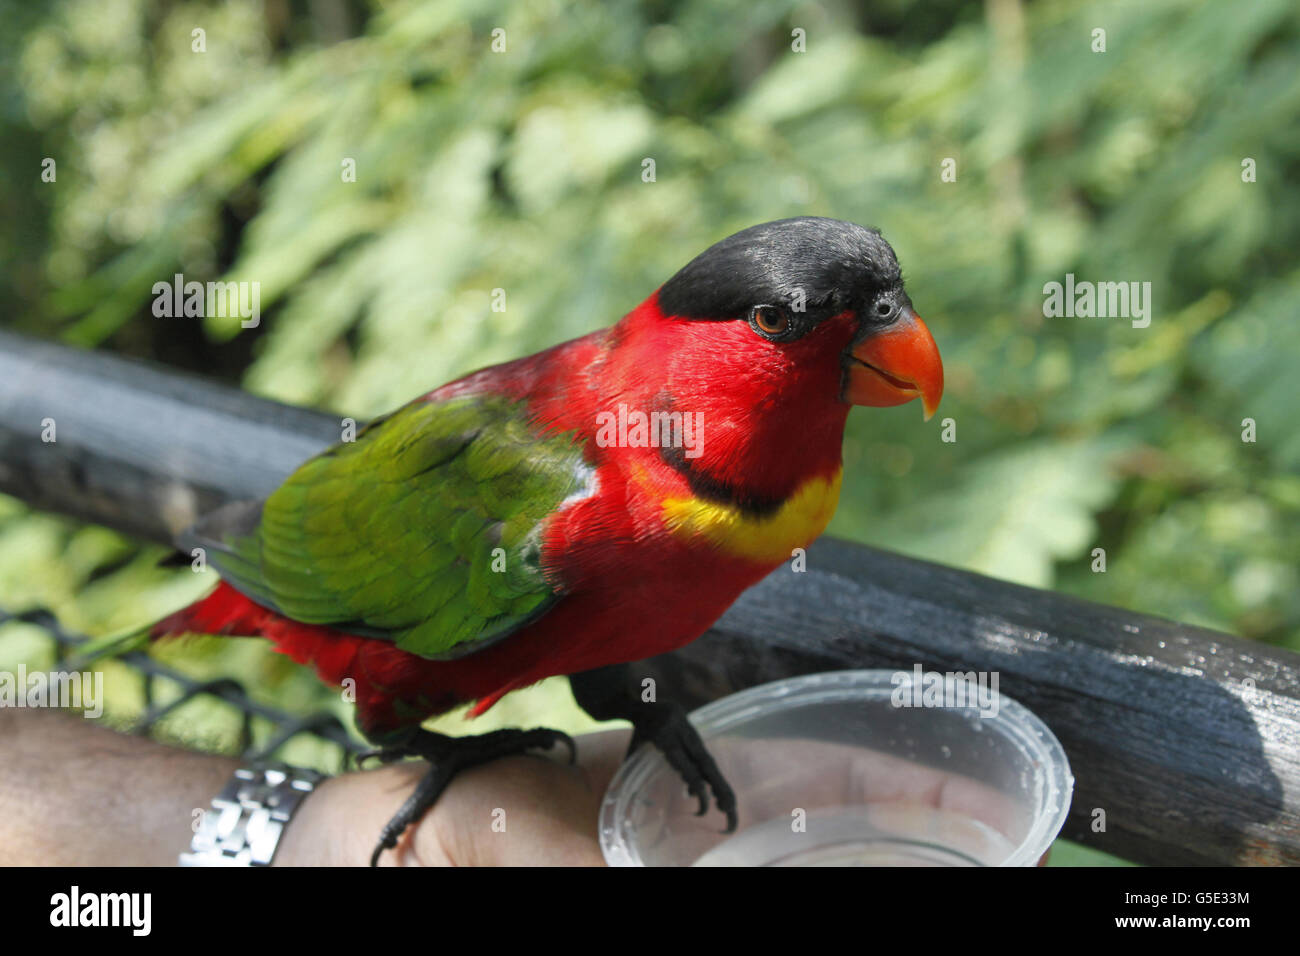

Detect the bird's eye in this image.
[750,304,790,337]
[875,299,895,318]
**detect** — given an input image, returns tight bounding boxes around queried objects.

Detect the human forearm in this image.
[0,709,238,865]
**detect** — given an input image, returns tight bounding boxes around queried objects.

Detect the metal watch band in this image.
[180,763,326,866]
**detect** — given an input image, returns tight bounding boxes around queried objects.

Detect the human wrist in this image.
[180,762,327,866]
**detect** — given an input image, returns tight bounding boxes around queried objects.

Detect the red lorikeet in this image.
[153,217,943,863]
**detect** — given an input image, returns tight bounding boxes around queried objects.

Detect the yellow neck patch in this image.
[659,468,843,564]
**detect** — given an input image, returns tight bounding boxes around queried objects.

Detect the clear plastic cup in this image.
[599,669,1073,866]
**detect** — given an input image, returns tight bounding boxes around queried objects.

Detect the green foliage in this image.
[1,0,1298,795]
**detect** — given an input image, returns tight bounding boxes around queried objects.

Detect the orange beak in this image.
[843,310,944,420]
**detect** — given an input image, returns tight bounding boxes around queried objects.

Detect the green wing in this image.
[182,393,594,660]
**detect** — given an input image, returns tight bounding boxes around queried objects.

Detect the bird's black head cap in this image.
[656,217,906,338]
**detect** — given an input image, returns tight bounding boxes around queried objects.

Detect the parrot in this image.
[149,216,944,864]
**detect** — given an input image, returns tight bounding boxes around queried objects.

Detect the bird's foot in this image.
[364,727,575,866]
[631,704,737,833]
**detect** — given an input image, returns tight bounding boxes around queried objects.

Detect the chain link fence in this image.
[2,605,365,768]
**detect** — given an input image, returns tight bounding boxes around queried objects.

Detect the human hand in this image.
[276,729,632,866]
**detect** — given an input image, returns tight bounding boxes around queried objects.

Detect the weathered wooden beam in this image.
[1,329,1296,865]
[0,331,338,544]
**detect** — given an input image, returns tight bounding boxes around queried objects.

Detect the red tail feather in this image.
[151,582,491,736]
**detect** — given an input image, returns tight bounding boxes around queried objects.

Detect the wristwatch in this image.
[180,763,326,866]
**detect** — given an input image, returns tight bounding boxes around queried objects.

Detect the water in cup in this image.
[692,802,1018,866]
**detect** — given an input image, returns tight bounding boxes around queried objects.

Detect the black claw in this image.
[680,774,705,816]
[679,771,708,816]
[369,832,397,867]
[627,705,739,831]
[719,799,739,834]
[569,666,739,833]
[362,726,576,866]
[370,817,403,865]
